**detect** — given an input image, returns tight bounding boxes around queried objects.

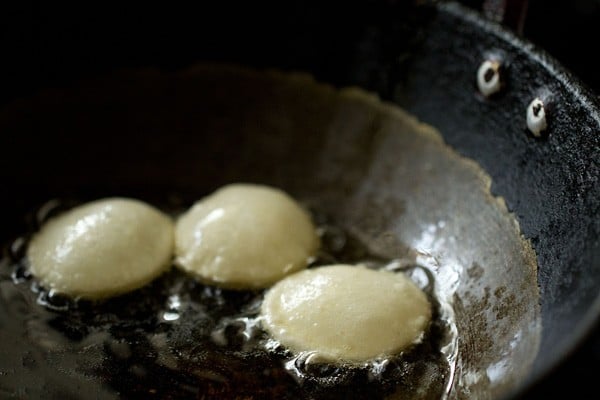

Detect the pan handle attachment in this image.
[481,0,529,34]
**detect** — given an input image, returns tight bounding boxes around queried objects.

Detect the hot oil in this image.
[0,200,458,400]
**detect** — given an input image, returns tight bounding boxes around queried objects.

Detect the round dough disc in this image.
[27,198,174,299]
[260,264,432,363]
[174,183,320,289]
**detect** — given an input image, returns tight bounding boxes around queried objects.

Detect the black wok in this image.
[0,1,598,399]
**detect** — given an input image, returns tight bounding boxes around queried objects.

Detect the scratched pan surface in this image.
[0,1,598,400]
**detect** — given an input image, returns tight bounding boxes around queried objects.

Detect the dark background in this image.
[0,0,598,399]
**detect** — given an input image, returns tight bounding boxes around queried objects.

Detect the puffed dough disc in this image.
[27,198,174,299]
[174,184,320,289]
[260,264,432,363]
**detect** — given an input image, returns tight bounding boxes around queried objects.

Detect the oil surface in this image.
[0,201,456,400]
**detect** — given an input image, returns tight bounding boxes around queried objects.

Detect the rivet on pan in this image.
[477,60,502,97]
[526,97,547,137]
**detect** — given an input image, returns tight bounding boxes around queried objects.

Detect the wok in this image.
[0,1,598,399]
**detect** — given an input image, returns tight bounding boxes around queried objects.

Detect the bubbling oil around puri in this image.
[0,199,459,400]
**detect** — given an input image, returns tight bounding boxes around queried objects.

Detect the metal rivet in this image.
[477,60,502,97]
[526,97,547,137]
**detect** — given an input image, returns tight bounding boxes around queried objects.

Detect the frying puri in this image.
[260,264,432,363]
[27,198,174,299]
[174,183,320,289]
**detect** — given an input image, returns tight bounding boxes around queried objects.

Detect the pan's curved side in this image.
[374,2,600,397]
